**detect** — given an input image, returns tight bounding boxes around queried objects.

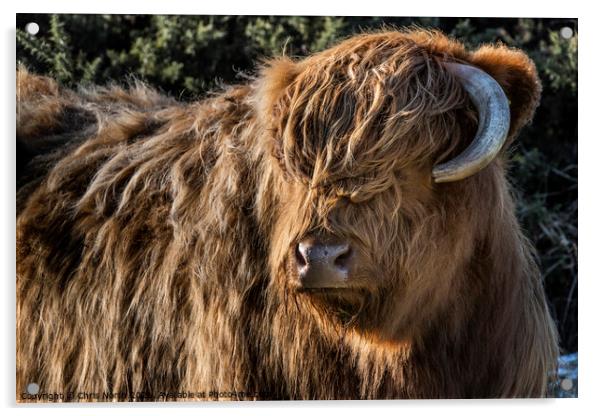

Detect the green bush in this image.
[16,14,578,353]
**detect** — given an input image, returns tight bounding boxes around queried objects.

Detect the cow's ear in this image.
[469,44,542,143]
[254,57,300,129]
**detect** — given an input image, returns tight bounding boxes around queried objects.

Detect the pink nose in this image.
[295,239,353,288]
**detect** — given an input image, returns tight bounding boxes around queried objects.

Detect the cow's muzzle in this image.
[293,236,354,289]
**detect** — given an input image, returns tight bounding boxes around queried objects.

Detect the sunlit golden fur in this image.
[17,29,558,401]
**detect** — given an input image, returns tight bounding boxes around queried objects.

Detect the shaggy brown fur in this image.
[16,29,558,401]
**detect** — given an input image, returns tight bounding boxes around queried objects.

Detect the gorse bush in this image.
[16,14,578,353]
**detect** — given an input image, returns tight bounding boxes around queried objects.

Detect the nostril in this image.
[334,246,352,270]
[295,243,308,268]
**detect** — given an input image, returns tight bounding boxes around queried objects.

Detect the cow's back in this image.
[16,70,257,399]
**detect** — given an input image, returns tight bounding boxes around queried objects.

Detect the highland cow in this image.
[16,29,559,401]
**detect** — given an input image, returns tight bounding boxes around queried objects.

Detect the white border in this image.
[2,1,597,415]
[9,0,582,17]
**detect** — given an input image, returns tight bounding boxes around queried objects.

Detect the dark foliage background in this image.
[16,14,578,354]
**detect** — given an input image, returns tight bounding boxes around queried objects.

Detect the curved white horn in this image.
[432,62,511,183]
